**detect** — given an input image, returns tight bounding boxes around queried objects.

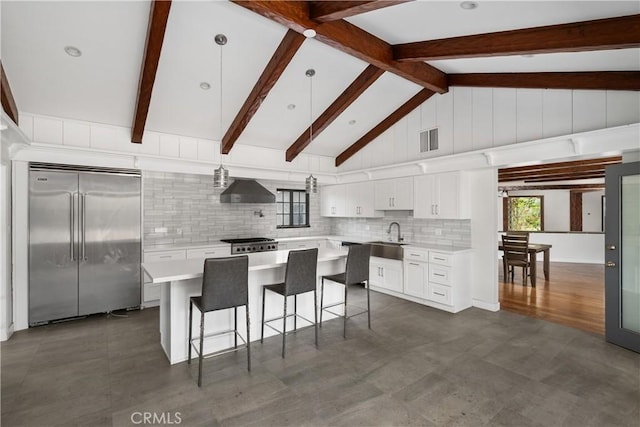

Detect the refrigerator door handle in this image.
[70,192,75,260]
[81,193,87,261]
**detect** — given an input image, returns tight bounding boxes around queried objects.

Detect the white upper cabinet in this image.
[374,177,414,210]
[320,185,346,217]
[413,172,470,219]
[345,181,382,218]
[321,182,381,218]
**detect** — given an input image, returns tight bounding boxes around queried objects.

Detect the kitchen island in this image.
[143,248,348,364]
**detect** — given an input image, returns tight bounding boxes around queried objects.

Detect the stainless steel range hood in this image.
[220,179,275,203]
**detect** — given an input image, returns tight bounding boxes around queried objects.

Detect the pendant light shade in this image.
[213,165,229,188]
[305,174,317,193]
[214,33,229,188]
[305,68,317,193]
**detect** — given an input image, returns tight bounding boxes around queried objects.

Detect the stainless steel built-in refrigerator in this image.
[29,164,141,326]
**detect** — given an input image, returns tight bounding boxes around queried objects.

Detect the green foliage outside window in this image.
[508,196,542,231]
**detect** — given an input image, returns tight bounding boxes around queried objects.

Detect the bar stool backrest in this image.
[201,256,249,312]
[345,244,371,286]
[284,248,318,296]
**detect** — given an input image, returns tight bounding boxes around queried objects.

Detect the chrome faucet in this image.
[387,222,403,243]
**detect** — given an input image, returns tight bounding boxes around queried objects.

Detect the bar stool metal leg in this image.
[188,300,193,365]
[343,284,348,339]
[234,307,238,349]
[294,295,297,331]
[198,312,205,387]
[282,296,287,358]
[319,278,325,327]
[261,287,266,343]
[246,307,251,372]
[313,289,318,347]
[366,279,371,329]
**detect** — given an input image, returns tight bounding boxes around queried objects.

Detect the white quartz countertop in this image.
[143,235,471,255]
[144,242,230,253]
[143,247,347,284]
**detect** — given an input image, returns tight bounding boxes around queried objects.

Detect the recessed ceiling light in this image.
[200,82,211,90]
[303,29,316,38]
[460,1,478,10]
[64,46,82,57]
[348,120,356,125]
[287,104,296,110]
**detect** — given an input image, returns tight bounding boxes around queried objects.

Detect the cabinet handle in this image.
[159,255,172,259]
[431,204,435,215]
[392,197,395,207]
[435,205,439,215]
[434,291,446,297]
[434,273,445,277]
[409,263,420,266]
[433,257,445,261]
[389,197,392,207]
[409,253,421,257]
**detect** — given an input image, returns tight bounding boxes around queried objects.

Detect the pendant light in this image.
[305,68,317,194]
[213,33,229,188]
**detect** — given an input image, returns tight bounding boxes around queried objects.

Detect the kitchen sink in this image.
[367,241,406,260]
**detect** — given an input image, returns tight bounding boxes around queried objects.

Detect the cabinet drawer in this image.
[429,252,451,266]
[144,250,186,262]
[429,265,451,285]
[143,282,161,302]
[428,283,452,305]
[404,250,428,262]
[186,247,230,259]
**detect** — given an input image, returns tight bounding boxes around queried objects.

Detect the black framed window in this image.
[276,189,309,228]
[504,195,544,231]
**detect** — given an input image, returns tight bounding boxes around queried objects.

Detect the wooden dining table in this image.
[498,242,552,287]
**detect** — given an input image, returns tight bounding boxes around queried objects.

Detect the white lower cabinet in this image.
[142,244,231,307]
[142,249,187,307]
[401,248,471,313]
[369,257,403,293]
[404,259,428,299]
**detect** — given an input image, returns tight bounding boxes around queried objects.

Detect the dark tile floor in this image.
[2,287,639,427]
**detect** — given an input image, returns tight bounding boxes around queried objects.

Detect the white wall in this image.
[470,168,499,311]
[338,88,640,172]
[0,151,13,340]
[583,190,605,232]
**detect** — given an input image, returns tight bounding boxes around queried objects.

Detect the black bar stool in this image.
[188,256,250,387]
[320,244,371,338]
[261,248,318,358]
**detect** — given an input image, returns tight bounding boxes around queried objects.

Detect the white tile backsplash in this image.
[143,171,331,248]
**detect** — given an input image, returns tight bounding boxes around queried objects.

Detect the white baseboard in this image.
[472,299,500,312]
[1,323,15,341]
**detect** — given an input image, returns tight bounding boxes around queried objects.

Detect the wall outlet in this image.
[435,228,442,236]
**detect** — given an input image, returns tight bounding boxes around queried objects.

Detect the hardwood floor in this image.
[499,261,605,335]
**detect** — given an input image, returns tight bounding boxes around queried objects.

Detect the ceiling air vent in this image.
[419,128,438,153]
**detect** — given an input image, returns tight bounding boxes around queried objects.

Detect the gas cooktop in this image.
[220,237,278,253]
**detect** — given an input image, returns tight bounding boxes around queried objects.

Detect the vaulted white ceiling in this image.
[2,1,638,159]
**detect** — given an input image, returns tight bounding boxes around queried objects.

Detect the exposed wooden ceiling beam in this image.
[231,1,448,93]
[499,156,621,175]
[499,184,604,191]
[499,163,618,181]
[286,65,385,162]
[309,1,412,23]
[449,72,640,91]
[394,14,640,61]
[335,89,434,166]
[131,0,172,144]
[221,30,305,154]
[522,172,605,183]
[0,61,19,126]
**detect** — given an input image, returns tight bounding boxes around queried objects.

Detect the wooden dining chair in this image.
[502,234,531,286]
